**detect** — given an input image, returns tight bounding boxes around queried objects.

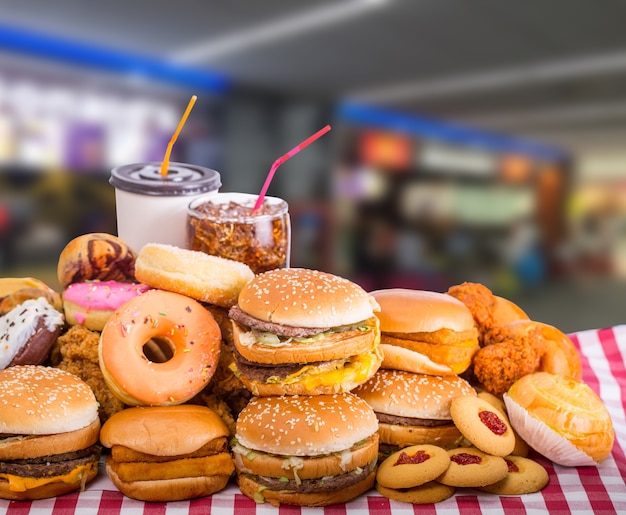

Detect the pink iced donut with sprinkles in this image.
[98,289,221,406]
[62,280,151,331]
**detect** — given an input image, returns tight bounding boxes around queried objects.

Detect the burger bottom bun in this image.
[381,335,477,375]
[234,434,378,480]
[105,461,230,502]
[0,418,100,461]
[0,460,98,500]
[378,423,463,450]
[380,344,454,375]
[236,470,376,507]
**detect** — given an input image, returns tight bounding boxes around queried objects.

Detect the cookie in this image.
[479,455,549,495]
[436,447,508,488]
[476,391,529,457]
[376,444,451,489]
[376,481,455,505]
[450,395,515,456]
[477,391,506,413]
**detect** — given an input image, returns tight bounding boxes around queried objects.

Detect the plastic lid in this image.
[110,162,221,196]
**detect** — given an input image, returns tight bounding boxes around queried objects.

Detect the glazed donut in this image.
[99,289,221,406]
[63,281,151,331]
[134,243,254,308]
[0,297,65,369]
[57,233,137,288]
[0,277,62,315]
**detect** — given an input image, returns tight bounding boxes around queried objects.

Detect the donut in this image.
[57,233,137,288]
[0,277,62,316]
[134,243,254,308]
[450,395,516,457]
[63,281,151,331]
[99,289,221,406]
[479,455,549,495]
[0,297,65,369]
[436,447,508,488]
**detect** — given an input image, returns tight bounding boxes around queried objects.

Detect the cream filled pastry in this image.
[0,297,65,369]
[63,281,150,331]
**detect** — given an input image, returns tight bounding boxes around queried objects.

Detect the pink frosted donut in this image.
[63,281,150,331]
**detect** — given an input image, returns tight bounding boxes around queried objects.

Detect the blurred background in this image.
[2,0,626,332]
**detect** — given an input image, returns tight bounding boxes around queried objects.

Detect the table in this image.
[2,325,625,514]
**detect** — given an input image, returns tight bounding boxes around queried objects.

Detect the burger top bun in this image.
[504,372,614,466]
[235,393,378,456]
[237,268,380,328]
[100,405,230,456]
[354,369,476,420]
[0,365,98,435]
[371,289,474,333]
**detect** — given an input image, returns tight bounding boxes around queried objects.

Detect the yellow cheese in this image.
[0,462,95,492]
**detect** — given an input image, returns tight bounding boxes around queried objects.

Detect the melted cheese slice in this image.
[0,462,95,492]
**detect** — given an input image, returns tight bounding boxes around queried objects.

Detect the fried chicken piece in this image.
[473,338,541,396]
[51,325,126,422]
[447,282,496,345]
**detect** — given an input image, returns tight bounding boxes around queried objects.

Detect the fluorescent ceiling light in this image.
[349,49,626,103]
[458,101,626,130]
[173,0,389,63]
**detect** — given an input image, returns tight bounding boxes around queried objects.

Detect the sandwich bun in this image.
[100,405,234,502]
[371,289,479,375]
[504,372,614,466]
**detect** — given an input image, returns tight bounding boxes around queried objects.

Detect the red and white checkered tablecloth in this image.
[2,325,625,514]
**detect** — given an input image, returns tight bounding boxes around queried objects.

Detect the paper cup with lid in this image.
[110,162,221,252]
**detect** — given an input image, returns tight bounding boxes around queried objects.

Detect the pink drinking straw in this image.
[252,124,332,212]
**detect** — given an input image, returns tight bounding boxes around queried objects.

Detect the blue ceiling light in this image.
[0,23,230,93]
[336,102,569,162]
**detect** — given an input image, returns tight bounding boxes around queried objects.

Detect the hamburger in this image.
[371,289,479,375]
[0,365,101,500]
[232,393,379,506]
[100,405,234,502]
[353,369,476,456]
[228,268,382,396]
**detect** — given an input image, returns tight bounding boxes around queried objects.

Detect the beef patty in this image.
[0,445,101,478]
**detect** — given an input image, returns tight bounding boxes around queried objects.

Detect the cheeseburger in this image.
[228,268,382,396]
[371,289,479,375]
[100,405,234,502]
[0,365,101,500]
[232,393,379,506]
[353,369,476,456]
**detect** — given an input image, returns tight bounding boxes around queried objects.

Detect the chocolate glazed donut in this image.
[57,233,137,288]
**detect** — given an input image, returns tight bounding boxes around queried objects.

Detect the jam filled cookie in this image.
[479,455,549,495]
[376,481,455,505]
[450,395,515,456]
[376,444,451,489]
[436,447,508,488]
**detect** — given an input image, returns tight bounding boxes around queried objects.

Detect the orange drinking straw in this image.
[160,95,197,177]
[252,124,331,212]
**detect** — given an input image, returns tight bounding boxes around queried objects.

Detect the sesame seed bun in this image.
[236,393,378,455]
[370,289,479,375]
[237,268,380,328]
[0,365,98,435]
[232,393,379,506]
[0,366,100,500]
